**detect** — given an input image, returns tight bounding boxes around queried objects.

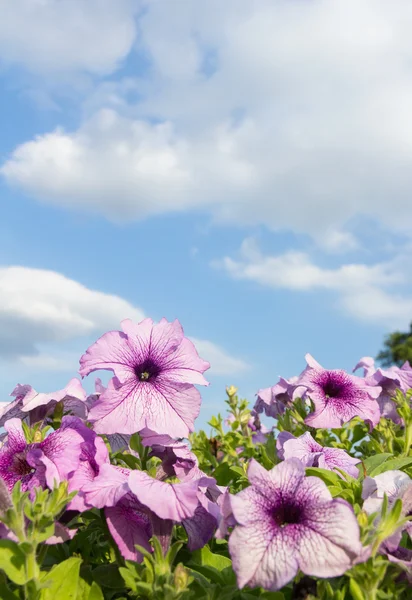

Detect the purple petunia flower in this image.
[139,428,204,481]
[67,435,110,512]
[0,379,87,428]
[228,458,361,591]
[215,488,236,539]
[276,431,360,479]
[83,464,153,561]
[254,376,303,419]
[79,318,210,437]
[297,354,381,429]
[0,416,94,493]
[353,357,412,423]
[84,463,216,560]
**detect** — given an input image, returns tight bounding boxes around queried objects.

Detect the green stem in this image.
[24,545,40,600]
[404,423,412,456]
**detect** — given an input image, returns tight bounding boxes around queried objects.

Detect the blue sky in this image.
[1,0,412,428]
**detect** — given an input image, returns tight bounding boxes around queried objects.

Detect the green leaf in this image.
[75,577,90,600]
[305,467,342,487]
[327,486,343,497]
[119,567,138,592]
[40,556,82,599]
[370,457,412,477]
[213,463,234,485]
[92,564,125,589]
[191,545,232,571]
[337,489,355,502]
[0,582,20,600]
[0,540,27,585]
[265,435,278,464]
[187,564,225,586]
[349,579,364,600]
[363,453,393,475]
[230,466,246,477]
[88,582,104,600]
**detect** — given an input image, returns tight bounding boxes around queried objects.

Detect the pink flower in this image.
[277,431,360,478]
[229,459,361,591]
[298,354,381,429]
[80,318,209,437]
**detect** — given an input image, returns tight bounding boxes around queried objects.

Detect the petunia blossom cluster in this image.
[1,317,412,598]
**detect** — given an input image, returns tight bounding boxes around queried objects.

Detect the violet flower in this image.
[0,379,87,428]
[215,488,236,539]
[247,415,270,444]
[139,428,204,481]
[354,357,412,423]
[0,416,94,493]
[298,354,381,429]
[67,435,110,512]
[83,464,153,561]
[276,431,360,478]
[229,458,361,591]
[80,318,210,437]
[84,463,221,559]
[254,376,303,419]
[182,475,226,550]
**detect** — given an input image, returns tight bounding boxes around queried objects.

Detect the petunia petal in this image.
[128,471,199,521]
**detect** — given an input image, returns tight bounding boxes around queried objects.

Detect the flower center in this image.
[272,501,302,527]
[11,452,35,477]
[134,359,161,382]
[318,372,347,399]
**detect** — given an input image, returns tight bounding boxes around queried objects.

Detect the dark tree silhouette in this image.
[377,322,412,367]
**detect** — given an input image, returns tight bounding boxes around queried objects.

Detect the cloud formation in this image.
[0,266,247,376]
[3,1,412,245]
[214,239,412,329]
[0,0,139,75]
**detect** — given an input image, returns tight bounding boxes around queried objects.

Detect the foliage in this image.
[377,322,412,366]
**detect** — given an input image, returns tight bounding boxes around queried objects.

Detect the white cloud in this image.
[0,266,245,376]
[3,1,412,243]
[16,352,80,372]
[0,266,143,358]
[214,239,412,329]
[0,0,138,75]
